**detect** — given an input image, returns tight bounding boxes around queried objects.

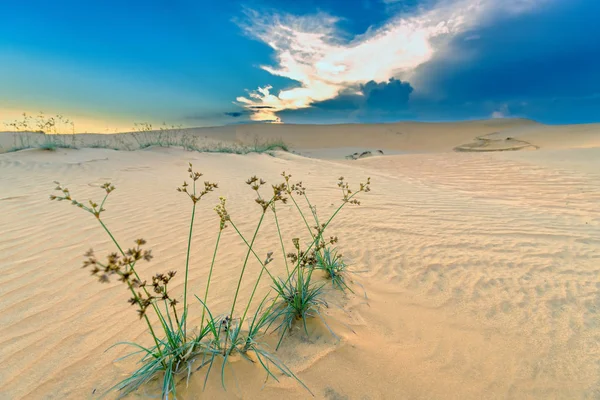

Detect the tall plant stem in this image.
[200,229,222,331]
[228,212,266,318]
[182,181,197,338]
[290,196,315,239]
[229,219,277,329]
[223,211,266,354]
[271,204,289,275]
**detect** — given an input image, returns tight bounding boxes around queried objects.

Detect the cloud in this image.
[224,111,244,117]
[491,104,510,118]
[237,0,552,121]
[275,78,413,123]
[363,78,413,110]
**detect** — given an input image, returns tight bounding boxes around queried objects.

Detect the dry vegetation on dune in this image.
[1,113,288,155]
[49,163,370,398]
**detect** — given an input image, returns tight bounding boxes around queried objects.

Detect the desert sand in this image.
[1,119,600,399]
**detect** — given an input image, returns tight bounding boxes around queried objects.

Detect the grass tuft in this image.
[315,246,352,292]
[271,271,330,348]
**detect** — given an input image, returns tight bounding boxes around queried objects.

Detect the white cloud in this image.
[238,0,552,121]
[492,104,510,118]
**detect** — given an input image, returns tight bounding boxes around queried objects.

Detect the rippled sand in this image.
[1,120,599,399]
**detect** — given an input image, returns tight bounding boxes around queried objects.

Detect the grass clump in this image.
[3,112,80,152]
[315,246,352,292]
[130,122,288,155]
[271,270,329,347]
[38,135,79,151]
[6,111,75,134]
[131,122,189,149]
[50,164,371,399]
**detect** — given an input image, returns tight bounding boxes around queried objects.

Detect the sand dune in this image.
[2,118,600,157]
[1,120,599,399]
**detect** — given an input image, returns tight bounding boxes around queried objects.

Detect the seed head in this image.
[188,163,203,181]
[287,252,298,263]
[101,182,115,194]
[271,183,288,204]
[290,181,306,196]
[281,171,292,182]
[214,197,230,229]
[246,176,266,191]
[264,251,274,265]
[255,198,270,212]
[179,166,217,203]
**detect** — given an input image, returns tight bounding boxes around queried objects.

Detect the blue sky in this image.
[0,0,598,130]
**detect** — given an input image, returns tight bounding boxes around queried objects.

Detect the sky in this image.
[1,0,599,131]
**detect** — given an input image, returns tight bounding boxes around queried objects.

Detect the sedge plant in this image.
[49,164,371,399]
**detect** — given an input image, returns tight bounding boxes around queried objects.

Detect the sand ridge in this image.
[2,118,600,157]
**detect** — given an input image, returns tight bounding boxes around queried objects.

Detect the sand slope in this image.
[1,121,600,399]
[3,118,600,156]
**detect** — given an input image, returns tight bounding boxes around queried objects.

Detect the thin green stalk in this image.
[236,191,359,320]
[122,278,165,362]
[163,299,175,333]
[162,284,175,332]
[172,303,181,331]
[289,191,359,279]
[265,191,361,318]
[271,204,289,275]
[224,211,267,354]
[229,220,277,283]
[200,229,222,330]
[303,194,320,226]
[230,221,277,329]
[228,211,266,318]
[289,195,315,239]
[182,179,197,338]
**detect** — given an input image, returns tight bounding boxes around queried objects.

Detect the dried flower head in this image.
[290,181,306,196]
[178,164,217,203]
[78,239,172,318]
[281,171,292,182]
[246,175,267,192]
[338,176,371,204]
[286,252,298,264]
[271,183,288,204]
[101,182,115,194]
[50,181,113,218]
[255,198,270,212]
[264,251,274,265]
[188,162,202,181]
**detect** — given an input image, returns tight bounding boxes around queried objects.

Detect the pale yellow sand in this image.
[1,120,599,399]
